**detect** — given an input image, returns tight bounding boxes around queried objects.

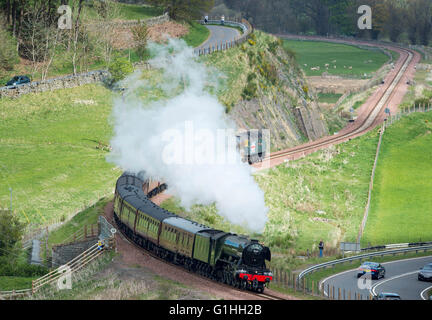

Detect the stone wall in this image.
[0,70,109,99]
[51,237,98,268]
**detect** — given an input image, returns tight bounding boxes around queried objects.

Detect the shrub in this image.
[131,21,149,61]
[0,23,19,80]
[108,56,134,84]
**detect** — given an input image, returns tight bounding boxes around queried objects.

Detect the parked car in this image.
[373,292,401,300]
[6,75,30,87]
[357,261,386,279]
[418,263,432,282]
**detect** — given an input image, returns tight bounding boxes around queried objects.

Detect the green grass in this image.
[48,196,112,247]
[0,276,36,291]
[0,84,121,227]
[317,93,343,104]
[181,21,210,48]
[362,112,432,245]
[283,40,389,78]
[162,128,380,256]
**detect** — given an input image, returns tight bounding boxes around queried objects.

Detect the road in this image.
[196,24,240,52]
[320,255,432,300]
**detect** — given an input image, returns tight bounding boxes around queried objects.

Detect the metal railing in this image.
[195,18,253,56]
[298,244,432,282]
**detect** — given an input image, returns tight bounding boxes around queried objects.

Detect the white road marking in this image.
[319,255,432,297]
[420,285,432,300]
[370,270,418,296]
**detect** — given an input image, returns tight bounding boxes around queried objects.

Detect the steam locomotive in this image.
[236,129,267,164]
[113,173,273,293]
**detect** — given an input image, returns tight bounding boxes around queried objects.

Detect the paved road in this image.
[196,25,240,51]
[321,255,432,300]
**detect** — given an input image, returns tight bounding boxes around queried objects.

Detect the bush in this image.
[0,261,49,277]
[0,23,19,80]
[108,56,134,84]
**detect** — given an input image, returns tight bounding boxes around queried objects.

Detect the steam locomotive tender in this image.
[113,173,273,293]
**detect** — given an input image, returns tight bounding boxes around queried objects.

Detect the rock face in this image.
[226,32,328,151]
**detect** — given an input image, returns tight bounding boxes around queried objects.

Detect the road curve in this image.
[320,255,432,300]
[196,25,240,51]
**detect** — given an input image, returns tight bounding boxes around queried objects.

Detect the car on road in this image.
[357,261,386,279]
[418,263,432,282]
[373,292,401,300]
[6,75,30,87]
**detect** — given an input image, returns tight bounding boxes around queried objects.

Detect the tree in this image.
[108,56,133,84]
[131,21,149,61]
[0,209,25,261]
[0,18,19,80]
[149,0,215,20]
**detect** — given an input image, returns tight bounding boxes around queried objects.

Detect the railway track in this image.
[254,39,419,168]
[110,210,287,300]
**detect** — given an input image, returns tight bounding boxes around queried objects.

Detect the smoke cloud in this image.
[107,38,268,232]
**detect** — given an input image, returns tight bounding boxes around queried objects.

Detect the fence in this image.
[195,17,253,56]
[357,103,432,242]
[0,217,116,299]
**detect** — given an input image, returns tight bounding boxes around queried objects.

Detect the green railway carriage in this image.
[113,173,273,293]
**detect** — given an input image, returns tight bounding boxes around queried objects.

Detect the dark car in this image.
[357,261,386,280]
[418,263,432,282]
[6,75,30,87]
[373,292,401,300]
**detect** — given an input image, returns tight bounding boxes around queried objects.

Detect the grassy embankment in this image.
[162,128,380,261]
[362,112,432,245]
[0,84,121,226]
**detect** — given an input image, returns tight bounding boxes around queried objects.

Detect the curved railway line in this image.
[107,202,288,300]
[254,37,420,169]
[107,35,420,300]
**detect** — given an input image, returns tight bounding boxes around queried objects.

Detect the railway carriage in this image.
[113,173,273,292]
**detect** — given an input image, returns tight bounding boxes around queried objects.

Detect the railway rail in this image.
[254,38,419,168]
[110,206,286,301]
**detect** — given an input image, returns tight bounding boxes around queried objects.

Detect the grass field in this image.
[317,92,343,104]
[161,128,380,255]
[0,84,121,226]
[362,112,432,245]
[181,22,211,48]
[283,40,389,78]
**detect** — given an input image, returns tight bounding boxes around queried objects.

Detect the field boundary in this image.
[358,105,432,243]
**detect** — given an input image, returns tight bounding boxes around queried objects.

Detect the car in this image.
[357,261,386,279]
[418,263,432,282]
[373,292,401,300]
[6,75,30,87]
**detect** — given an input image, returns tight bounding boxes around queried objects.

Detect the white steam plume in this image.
[107,38,268,232]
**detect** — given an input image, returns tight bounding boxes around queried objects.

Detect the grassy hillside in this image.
[162,128,380,254]
[201,31,329,150]
[283,40,389,78]
[0,84,121,225]
[362,112,432,245]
